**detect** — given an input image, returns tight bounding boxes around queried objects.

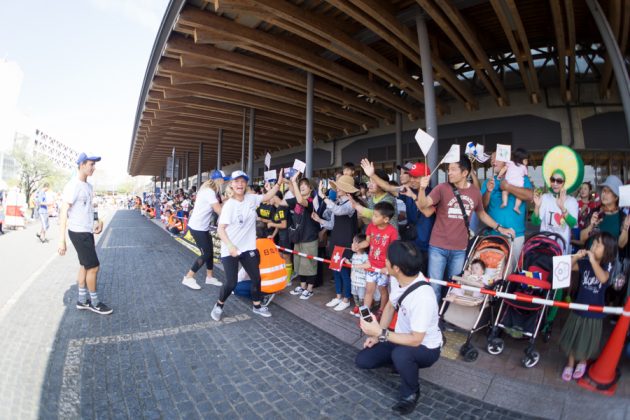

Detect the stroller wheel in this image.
[486,338,504,355]
[463,347,479,362]
[521,351,541,368]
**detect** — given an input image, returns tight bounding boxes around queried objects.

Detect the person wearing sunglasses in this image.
[532,169,579,254]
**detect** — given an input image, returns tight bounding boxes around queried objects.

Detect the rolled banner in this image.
[542,146,584,194]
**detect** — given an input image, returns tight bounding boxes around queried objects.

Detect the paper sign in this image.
[264,170,277,182]
[414,128,434,156]
[552,255,572,289]
[443,144,461,164]
[495,144,511,163]
[465,141,476,155]
[619,185,630,208]
[293,159,306,173]
[329,246,346,271]
[264,152,271,170]
[284,167,297,179]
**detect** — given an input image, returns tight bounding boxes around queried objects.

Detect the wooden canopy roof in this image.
[128,0,629,176]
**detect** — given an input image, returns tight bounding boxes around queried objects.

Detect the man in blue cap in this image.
[58,153,112,315]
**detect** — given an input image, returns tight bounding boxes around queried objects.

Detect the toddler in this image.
[499,148,529,214]
[350,234,369,317]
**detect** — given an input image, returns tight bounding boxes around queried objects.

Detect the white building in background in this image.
[32,129,79,170]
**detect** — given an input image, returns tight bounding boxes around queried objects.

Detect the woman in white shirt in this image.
[356,240,442,416]
[181,179,223,290]
[211,170,282,321]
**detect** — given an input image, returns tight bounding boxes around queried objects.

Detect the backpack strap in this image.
[449,183,470,233]
[394,281,431,311]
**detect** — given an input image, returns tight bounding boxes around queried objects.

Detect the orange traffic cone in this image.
[578,297,630,396]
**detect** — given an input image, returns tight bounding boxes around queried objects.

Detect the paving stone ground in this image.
[0,210,593,418]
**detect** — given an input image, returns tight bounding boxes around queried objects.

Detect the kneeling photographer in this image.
[355,241,442,415]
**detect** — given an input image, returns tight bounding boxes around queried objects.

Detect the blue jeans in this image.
[428,245,466,303]
[333,267,351,299]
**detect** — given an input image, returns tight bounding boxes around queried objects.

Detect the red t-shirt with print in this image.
[366,223,399,268]
[428,182,482,251]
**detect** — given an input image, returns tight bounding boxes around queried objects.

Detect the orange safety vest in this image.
[256,238,287,294]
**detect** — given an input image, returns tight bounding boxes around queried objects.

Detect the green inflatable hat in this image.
[542,146,584,194]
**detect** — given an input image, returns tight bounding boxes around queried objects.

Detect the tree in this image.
[12,148,62,205]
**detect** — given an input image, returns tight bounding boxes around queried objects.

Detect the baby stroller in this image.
[486,232,565,368]
[439,234,512,362]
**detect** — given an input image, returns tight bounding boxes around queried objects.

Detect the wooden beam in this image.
[176,6,420,118]
[488,0,540,103]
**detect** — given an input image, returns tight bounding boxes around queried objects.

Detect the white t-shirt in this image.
[187,188,218,231]
[538,193,579,254]
[62,178,95,233]
[218,193,263,257]
[390,274,442,349]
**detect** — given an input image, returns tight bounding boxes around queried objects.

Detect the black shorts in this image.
[68,231,100,269]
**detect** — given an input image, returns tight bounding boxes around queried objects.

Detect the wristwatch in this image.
[378,328,389,343]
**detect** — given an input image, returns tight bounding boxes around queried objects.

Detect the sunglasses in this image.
[549,177,565,185]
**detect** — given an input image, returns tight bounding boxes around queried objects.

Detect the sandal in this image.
[562,366,574,381]
[573,363,587,379]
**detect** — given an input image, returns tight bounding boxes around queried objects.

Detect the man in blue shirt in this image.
[480,152,534,267]
[36,183,52,243]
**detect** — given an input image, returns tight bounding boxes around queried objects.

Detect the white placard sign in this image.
[414,128,435,156]
[292,159,306,173]
[264,170,277,182]
[443,144,461,164]
[619,185,630,208]
[496,144,512,163]
[552,255,572,289]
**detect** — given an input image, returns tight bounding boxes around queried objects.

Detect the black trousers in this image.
[220,250,262,303]
[189,228,213,272]
[355,342,440,398]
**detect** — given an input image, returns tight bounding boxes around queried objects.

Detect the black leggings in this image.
[189,228,213,273]
[220,250,262,303]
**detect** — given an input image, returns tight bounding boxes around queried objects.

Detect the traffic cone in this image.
[578,297,630,395]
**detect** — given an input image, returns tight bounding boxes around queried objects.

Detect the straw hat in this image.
[329,175,358,193]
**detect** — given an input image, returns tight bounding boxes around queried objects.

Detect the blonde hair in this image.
[199,179,218,192]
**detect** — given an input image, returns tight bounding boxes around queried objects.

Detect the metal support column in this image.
[395,112,403,181]
[185,152,190,191]
[197,143,203,189]
[247,108,255,180]
[241,108,247,171]
[217,128,223,170]
[305,72,314,179]
[170,147,175,194]
[416,15,439,184]
[586,0,630,143]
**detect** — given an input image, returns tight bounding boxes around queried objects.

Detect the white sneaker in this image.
[211,304,223,321]
[252,305,272,318]
[205,277,222,286]
[326,298,342,307]
[290,286,304,296]
[334,300,351,311]
[182,276,201,290]
[299,290,314,300]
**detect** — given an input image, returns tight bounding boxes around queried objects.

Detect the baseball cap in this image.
[210,169,228,180]
[76,152,101,165]
[397,162,414,172]
[229,170,249,182]
[408,162,430,177]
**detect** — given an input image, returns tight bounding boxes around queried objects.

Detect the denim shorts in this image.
[366,271,389,287]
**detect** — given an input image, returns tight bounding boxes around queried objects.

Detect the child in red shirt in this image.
[354,201,398,316]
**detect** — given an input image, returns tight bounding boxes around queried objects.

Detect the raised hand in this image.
[360,158,375,177]
[486,177,495,192]
[533,191,542,208]
[556,189,567,211]
[419,176,430,189]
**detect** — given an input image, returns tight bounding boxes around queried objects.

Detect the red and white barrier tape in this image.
[275,245,630,317]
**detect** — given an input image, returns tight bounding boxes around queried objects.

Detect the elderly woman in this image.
[532,169,579,254]
[580,176,629,249]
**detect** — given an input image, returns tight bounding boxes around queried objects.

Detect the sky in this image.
[0,0,170,184]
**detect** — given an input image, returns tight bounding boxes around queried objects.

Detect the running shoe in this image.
[205,277,222,286]
[261,294,275,307]
[76,300,91,310]
[299,290,313,300]
[211,304,223,321]
[252,306,272,318]
[182,276,201,290]
[290,286,304,296]
[88,302,113,315]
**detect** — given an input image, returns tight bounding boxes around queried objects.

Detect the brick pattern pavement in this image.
[4,211,538,419]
